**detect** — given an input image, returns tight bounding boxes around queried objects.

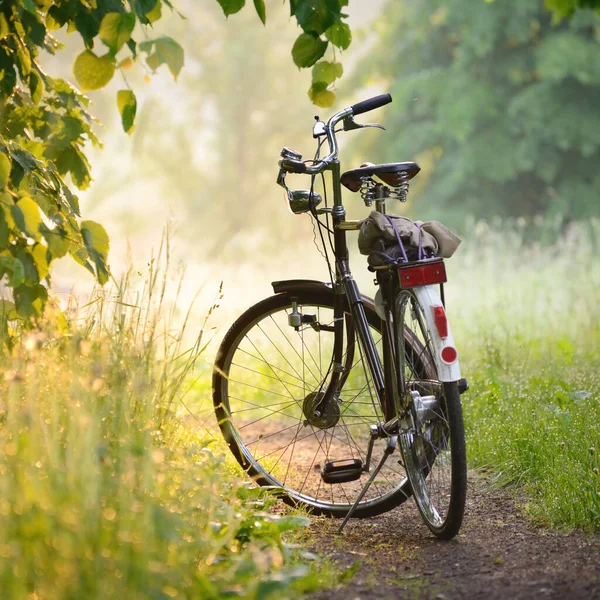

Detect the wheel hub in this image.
[302,391,341,429]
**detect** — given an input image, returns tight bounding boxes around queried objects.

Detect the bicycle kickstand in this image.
[337,435,399,534]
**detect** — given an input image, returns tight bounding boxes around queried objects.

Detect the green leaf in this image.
[146,0,162,23]
[325,21,351,50]
[0,152,11,189]
[253,0,266,24]
[16,45,32,78]
[14,283,47,318]
[20,0,37,14]
[0,256,25,288]
[41,224,70,259]
[216,0,246,17]
[312,60,343,85]
[0,300,17,321]
[0,209,8,250]
[29,70,44,104]
[295,0,341,35]
[117,90,137,134]
[73,50,116,91]
[0,14,9,40]
[99,12,136,55]
[141,37,184,80]
[53,145,92,190]
[81,220,110,284]
[31,243,49,281]
[308,81,335,107]
[14,197,42,241]
[292,33,328,68]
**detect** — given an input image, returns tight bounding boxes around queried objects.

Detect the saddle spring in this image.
[359,176,378,206]
[387,171,410,202]
[359,172,411,205]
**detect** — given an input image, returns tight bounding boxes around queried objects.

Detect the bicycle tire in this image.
[395,289,467,539]
[213,285,424,518]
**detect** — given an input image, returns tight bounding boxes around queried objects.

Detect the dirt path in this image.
[305,473,600,599]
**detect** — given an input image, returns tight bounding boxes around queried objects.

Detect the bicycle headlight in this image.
[288,189,322,214]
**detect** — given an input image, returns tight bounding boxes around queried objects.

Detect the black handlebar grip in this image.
[280,158,307,174]
[350,93,392,116]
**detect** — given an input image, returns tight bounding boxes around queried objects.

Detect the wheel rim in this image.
[216,298,410,513]
[396,291,454,529]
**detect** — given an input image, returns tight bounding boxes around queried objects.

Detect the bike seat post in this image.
[375,184,388,215]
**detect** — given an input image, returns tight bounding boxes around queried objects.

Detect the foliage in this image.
[358,0,600,225]
[0,0,185,325]
[545,0,600,19]
[0,243,326,599]
[215,0,352,107]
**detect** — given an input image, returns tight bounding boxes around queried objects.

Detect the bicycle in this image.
[212,94,468,539]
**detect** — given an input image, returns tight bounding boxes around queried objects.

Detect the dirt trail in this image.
[305,473,600,600]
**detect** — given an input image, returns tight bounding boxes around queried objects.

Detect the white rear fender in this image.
[412,285,461,382]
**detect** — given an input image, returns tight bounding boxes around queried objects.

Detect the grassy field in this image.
[448,218,600,529]
[0,245,329,599]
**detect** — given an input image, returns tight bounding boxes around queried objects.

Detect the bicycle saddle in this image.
[341,162,421,192]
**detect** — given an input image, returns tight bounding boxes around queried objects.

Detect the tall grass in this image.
[448,218,600,529]
[0,233,323,599]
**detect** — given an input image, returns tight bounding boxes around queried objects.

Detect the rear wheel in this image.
[395,289,467,539]
[213,288,416,518]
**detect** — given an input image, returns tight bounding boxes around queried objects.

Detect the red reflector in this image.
[433,306,448,338]
[398,260,447,289]
[441,346,458,364]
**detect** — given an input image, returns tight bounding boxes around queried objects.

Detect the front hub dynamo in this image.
[302,391,341,429]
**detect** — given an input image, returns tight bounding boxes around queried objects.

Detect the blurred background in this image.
[46,0,600,351]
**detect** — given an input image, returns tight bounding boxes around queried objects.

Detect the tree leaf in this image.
[0,256,25,288]
[30,243,49,281]
[81,220,110,285]
[308,81,335,107]
[325,21,351,50]
[0,14,9,40]
[73,50,116,91]
[13,197,42,241]
[312,60,343,85]
[14,283,47,318]
[216,0,246,17]
[29,70,44,104]
[117,90,137,134]
[0,300,17,321]
[295,0,341,35]
[146,0,163,23]
[41,224,70,259]
[292,33,328,68]
[141,36,184,80]
[0,152,11,189]
[0,208,8,250]
[253,0,266,24]
[99,12,136,55]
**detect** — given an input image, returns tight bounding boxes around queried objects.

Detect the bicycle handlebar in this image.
[350,93,392,117]
[279,93,393,176]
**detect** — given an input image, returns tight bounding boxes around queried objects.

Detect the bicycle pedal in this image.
[458,378,469,394]
[321,459,363,484]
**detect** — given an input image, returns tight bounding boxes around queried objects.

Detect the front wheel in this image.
[395,289,467,539]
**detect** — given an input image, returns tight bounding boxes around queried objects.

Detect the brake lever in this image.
[343,115,386,132]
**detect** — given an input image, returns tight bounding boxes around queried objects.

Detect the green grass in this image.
[0,239,328,599]
[449,218,600,529]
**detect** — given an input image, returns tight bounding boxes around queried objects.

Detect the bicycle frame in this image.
[318,157,397,425]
